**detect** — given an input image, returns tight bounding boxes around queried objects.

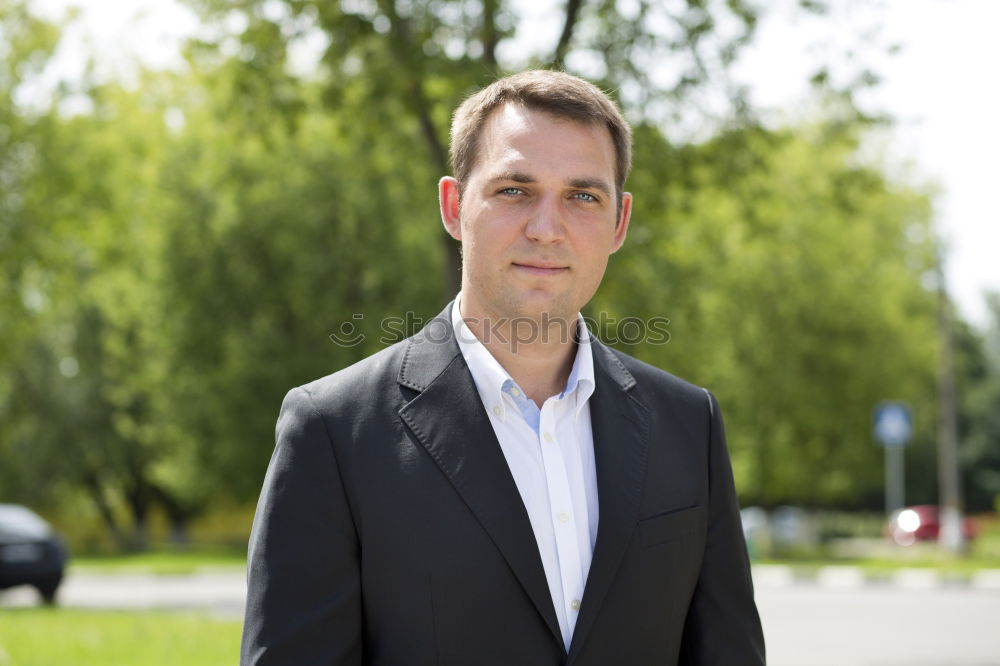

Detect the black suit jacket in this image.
[241,304,765,665]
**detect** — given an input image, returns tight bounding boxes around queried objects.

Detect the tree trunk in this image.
[408,78,463,298]
[83,473,127,549]
[151,483,195,546]
[123,476,153,551]
[552,0,585,67]
[482,0,499,71]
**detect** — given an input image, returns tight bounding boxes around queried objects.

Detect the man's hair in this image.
[449,70,632,208]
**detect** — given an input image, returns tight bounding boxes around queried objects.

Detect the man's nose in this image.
[524,194,566,243]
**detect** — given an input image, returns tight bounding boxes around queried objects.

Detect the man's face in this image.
[439,104,632,325]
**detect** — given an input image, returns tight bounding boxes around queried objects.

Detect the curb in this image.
[752,564,1000,590]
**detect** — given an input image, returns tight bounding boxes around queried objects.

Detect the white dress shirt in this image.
[451,294,599,651]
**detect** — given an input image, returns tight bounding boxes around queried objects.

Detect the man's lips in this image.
[512,262,569,276]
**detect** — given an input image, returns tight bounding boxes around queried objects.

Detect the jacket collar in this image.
[398,302,633,390]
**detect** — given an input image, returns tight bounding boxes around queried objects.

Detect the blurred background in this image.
[1,0,998,664]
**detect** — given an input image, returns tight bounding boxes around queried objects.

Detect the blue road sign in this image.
[874,402,912,447]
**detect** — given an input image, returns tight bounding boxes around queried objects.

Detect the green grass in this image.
[756,534,1000,575]
[755,556,1000,581]
[0,608,241,666]
[71,547,247,575]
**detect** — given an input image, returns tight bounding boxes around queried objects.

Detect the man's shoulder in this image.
[597,342,710,407]
[290,337,412,412]
[289,309,458,412]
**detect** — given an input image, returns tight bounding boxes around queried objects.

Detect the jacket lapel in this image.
[568,339,651,662]
[396,305,564,650]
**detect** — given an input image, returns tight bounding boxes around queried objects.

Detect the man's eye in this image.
[573,192,598,202]
[498,187,523,196]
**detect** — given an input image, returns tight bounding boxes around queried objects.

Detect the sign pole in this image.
[874,401,912,518]
[885,445,905,515]
[935,261,965,553]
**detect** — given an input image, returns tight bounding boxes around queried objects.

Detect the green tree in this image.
[956,294,1000,511]
[1,3,205,545]
[1,72,190,546]
[148,62,443,503]
[0,2,71,511]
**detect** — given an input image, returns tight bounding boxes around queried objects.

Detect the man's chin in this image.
[501,293,579,324]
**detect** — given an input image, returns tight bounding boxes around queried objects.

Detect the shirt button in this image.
[570,599,581,611]
[493,405,502,416]
[510,386,521,397]
[543,432,554,443]
[558,512,569,523]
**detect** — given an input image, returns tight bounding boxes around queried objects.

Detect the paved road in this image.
[0,569,246,617]
[758,583,1000,666]
[2,568,999,664]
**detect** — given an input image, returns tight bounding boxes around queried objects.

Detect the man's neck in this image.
[459,300,579,407]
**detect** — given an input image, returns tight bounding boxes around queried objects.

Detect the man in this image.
[241,70,765,665]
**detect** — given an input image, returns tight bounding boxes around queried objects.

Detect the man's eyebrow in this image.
[487,171,536,184]
[487,172,613,197]
[569,177,612,197]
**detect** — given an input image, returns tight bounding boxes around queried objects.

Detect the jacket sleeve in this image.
[679,390,766,665]
[240,387,363,666]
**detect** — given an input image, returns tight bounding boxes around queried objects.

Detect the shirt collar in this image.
[567,322,596,420]
[451,292,595,422]
[452,293,511,420]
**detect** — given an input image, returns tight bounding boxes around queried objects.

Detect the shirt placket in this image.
[538,396,585,640]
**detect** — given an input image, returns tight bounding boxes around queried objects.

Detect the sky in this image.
[735,0,1000,328]
[29,0,1000,328]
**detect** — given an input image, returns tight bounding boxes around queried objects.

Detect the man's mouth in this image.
[512,262,569,276]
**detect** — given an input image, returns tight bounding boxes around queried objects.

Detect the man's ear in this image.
[439,177,462,241]
[611,191,633,253]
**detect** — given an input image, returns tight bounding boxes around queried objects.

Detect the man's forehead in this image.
[474,103,616,174]
[481,102,598,138]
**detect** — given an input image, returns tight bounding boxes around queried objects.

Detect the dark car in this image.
[0,504,69,603]
[887,504,978,546]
